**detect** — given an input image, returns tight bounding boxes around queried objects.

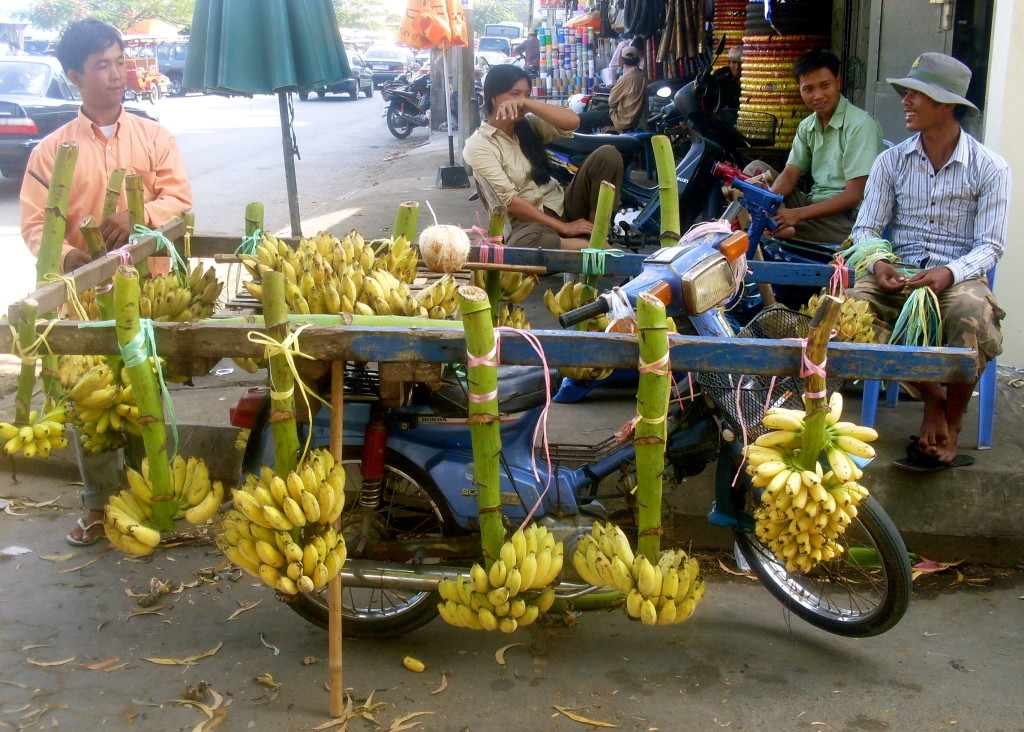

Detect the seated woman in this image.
[463,65,623,250]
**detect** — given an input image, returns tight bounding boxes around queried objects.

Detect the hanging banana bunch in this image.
[543,280,612,381]
[801,293,878,344]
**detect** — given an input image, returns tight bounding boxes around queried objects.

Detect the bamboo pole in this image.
[80,217,105,260]
[102,168,125,222]
[652,136,680,248]
[125,173,148,277]
[635,292,670,564]
[483,205,507,324]
[457,285,504,568]
[182,210,195,261]
[328,359,344,717]
[245,202,264,239]
[393,201,420,243]
[584,181,615,291]
[262,271,300,478]
[114,265,174,530]
[794,295,842,472]
[13,300,39,424]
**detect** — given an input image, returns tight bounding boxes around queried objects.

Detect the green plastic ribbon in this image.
[580,247,625,277]
[78,318,178,457]
[128,224,188,283]
[235,229,261,256]
[889,287,943,348]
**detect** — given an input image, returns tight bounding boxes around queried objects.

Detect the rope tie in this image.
[580,247,624,277]
[465,343,499,403]
[93,246,135,295]
[638,352,669,377]
[128,224,187,283]
[10,319,58,364]
[44,273,90,321]
[466,214,503,264]
[828,252,849,295]
[787,336,829,400]
[235,229,262,256]
[246,324,330,461]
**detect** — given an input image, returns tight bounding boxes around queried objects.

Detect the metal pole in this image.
[442,44,456,167]
[278,91,302,237]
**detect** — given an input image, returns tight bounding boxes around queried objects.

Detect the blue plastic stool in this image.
[859,267,997,449]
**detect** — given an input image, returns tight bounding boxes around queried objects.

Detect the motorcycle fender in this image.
[425,452,544,527]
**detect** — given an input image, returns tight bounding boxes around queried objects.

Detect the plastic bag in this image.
[605,287,637,334]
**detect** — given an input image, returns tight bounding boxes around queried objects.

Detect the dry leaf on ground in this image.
[495,643,522,665]
[554,706,619,727]
[143,642,223,666]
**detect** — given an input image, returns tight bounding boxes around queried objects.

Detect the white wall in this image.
[984,0,1024,367]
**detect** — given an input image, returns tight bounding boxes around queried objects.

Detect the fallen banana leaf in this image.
[76,657,120,670]
[56,558,99,574]
[26,656,75,666]
[254,673,280,690]
[171,699,213,719]
[389,711,433,731]
[494,643,522,665]
[259,633,280,655]
[226,600,261,620]
[430,674,448,694]
[40,553,77,561]
[554,706,619,727]
[127,607,166,620]
[143,642,223,665]
[192,709,227,732]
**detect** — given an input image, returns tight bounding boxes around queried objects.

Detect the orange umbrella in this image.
[398,0,467,50]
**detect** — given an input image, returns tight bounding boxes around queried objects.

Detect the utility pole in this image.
[457,3,479,158]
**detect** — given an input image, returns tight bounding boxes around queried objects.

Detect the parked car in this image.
[363,46,418,88]
[0,56,155,179]
[476,36,512,67]
[299,53,374,100]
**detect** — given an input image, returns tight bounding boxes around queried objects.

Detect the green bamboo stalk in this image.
[652,135,680,248]
[79,219,121,374]
[457,285,504,568]
[182,210,195,261]
[483,204,506,324]
[80,217,105,260]
[584,181,615,290]
[114,265,174,530]
[245,202,264,238]
[635,291,670,563]
[795,295,842,472]
[262,271,300,479]
[393,201,419,243]
[209,314,463,329]
[125,173,148,277]
[102,168,125,221]
[13,300,39,425]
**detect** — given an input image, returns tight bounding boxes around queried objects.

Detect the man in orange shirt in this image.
[20,19,192,545]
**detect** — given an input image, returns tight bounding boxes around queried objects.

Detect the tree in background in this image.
[333,0,400,31]
[17,0,194,32]
[472,0,530,36]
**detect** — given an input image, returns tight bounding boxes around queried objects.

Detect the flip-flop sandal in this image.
[66,518,105,546]
[894,443,976,472]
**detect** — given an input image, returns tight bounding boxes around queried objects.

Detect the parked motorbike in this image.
[231,226,913,641]
[382,70,485,139]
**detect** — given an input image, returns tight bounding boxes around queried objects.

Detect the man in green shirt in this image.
[759,49,884,244]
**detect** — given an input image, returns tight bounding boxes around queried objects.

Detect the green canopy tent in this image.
[183,0,351,235]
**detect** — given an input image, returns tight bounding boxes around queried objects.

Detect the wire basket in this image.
[697,307,841,438]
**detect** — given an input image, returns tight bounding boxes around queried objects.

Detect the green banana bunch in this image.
[497,305,530,330]
[571,521,705,626]
[217,449,346,595]
[801,293,878,344]
[103,488,164,557]
[744,392,876,573]
[436,524,562,632]
[0,403,69,458]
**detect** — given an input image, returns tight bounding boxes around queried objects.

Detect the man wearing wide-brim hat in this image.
[849,52,1011,471]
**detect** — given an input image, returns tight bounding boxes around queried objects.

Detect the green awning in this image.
[183,0,350,95]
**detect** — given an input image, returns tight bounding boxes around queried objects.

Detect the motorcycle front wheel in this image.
[734,495,912,638]
[286,448,457,637]
[386,104,414,139]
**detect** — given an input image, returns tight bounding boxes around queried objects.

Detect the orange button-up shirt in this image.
[20,106,192,273]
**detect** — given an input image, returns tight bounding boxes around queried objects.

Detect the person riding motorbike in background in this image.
[463,65,623,250]
[513,29,540,77]
[577,47,647,133]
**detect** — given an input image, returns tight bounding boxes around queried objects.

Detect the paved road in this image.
[0,92,426,305]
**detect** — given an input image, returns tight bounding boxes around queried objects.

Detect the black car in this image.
[363,46,418,88]
[0,56,155,179]
[299,53,374,101]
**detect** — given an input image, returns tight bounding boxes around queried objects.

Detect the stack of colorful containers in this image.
[711,0,748,70]
[737,34,830,149]
[534,25,601,103]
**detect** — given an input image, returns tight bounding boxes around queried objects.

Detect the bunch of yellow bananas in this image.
[217,449,346,595]
[138,265,223,322]
[234,427,250,452]
[103,489,164,556]
[125,455,224,526]
[744,392,876,573]
[63,361,145,453]
[572,522,705,626]
[496,304,529,329]
[436,524,562,633]
[0,403,69,458]
[414,273,459,319]
[800,293,878,344]
[473,271,537,304]
[543,281,612,381]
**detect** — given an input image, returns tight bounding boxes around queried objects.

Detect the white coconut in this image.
[418,224,471,273]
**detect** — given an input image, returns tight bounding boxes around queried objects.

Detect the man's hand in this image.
[62,248,91,274]
[99,210,133,249]
[772,206,804,228]
[873,261,908,293]
[906,266,954,295]
[558,218,594,237]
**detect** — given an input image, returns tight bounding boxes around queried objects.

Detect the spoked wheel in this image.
[734,495,913,637]
[286,448,457,637]
[386,104,413,139]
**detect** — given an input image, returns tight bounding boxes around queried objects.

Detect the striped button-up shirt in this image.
[851,130,1010,284]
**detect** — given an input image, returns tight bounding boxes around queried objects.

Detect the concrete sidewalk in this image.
[2,134,1022,563]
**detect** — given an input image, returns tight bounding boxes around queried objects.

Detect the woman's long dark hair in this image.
[483,65,551,186]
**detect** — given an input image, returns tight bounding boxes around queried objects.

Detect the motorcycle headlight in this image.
[680,253,735,315]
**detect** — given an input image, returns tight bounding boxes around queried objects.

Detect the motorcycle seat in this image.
[549,133,644,157]
[427,365,557,416]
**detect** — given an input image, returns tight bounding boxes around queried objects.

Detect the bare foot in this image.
[918,395,949,458]
[774,225,796,239]
[933,425,961,464]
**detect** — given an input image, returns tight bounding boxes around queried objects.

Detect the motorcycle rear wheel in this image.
[734,495,912,637]
[386,105,414,139]
[286,448,457,637]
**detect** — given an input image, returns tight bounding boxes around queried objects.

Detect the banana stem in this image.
[182,210,195,261]
[125,173,148,277]
[551,590,625,613]
[245,202,264,239]
[35,141,77,405]
[80,219,122,375]
[393,201,419,243]
[796,295,842,472]
[114,266,174,531]
[483,204,506,324]
[585,181,615,289]
[102,168,125,221]
[458,285,504,568]
[652,135,680,248]
[635,292,670,563]
[80,216,105,260]
[13,300,39,424]
[262,271,300,479]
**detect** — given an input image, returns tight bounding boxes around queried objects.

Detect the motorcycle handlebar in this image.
[559,296,610,329]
